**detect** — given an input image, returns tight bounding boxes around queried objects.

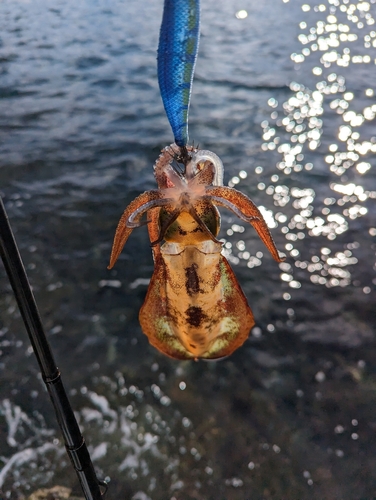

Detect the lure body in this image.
[108,145,284,360]
[158,0,200,146]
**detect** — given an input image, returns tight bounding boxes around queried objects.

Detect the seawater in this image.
[0,0,375,498]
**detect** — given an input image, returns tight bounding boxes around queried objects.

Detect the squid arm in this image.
[108,190,172,269]
[205,186,285,263]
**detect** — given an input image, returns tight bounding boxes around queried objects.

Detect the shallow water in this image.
[0,0,375,498]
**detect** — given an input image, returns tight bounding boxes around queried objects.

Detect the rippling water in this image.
[0,0,375,498]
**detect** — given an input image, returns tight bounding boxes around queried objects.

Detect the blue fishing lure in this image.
[158,0,201,147]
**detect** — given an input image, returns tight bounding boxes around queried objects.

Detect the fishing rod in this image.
[0,196,107,500]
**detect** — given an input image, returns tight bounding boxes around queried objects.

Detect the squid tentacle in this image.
[186,149,224,186]
[127,197,174,228]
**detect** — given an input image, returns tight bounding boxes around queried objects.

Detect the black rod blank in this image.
[0,196,106,500]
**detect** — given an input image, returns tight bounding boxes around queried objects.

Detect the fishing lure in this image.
[157,0,200,147]
[108,145,284,360]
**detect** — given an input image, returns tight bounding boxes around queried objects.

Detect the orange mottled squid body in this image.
[108,144,284,360]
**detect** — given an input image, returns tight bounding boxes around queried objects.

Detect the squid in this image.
[108,144,284,360]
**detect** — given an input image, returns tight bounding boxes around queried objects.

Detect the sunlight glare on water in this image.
[228,0,376,297]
